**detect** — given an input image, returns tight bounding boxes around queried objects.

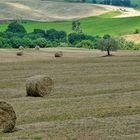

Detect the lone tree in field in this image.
[98,34,118,56]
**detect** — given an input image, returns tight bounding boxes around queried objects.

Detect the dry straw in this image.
[35,46,40,50]
[26,75,54,97]
[19,46,24,50]
[16,51,23,56]
[55,51,63,57]
[0,101,16,133]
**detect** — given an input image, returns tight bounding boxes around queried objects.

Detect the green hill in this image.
[0,0,140,36]
[0,11,140,36]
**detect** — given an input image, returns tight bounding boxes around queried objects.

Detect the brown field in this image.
[0,0,108,21]
[0,0,140,21]
[0,48,140,140]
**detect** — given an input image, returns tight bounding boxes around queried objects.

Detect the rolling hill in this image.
[0,0,140,21]
[1,11,140,37]
[0,0,140,38]
[0,0,109,21]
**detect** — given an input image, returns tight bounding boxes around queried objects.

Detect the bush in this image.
[10,37,23,48]
[117,37,135,50]
[45,29,67,42]
[134,29,140,34]
[68,33,86,45]
[76,40,94,49]
[133,44,140,50]
[22,37,34,48]
[35,38,47,48]
[59,42,68,47]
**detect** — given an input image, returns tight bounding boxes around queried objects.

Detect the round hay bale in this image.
[55,51,63,57]
[26,75,54,97]
[16,51,23,56]
[0,101,16,133]
[19,46,24,50]
[35,46,40,50]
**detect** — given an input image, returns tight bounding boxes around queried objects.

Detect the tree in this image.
[57,31,67,42]
[33,29,45,35]
[35,38,47,48]
[123,0,131,6]
[45,29,58,41]
[45,29,66,42]
[98,36,118,56]
[92,0,96,3]
[10,37,23,48]
[72,20,82,33]
[103,34,111,39]
[6,21,27,34]
[0,37,6,48]
[76,40,94,49]
[22,37,34,48]
[111,0,121,6]
[33,29,46,37]
[68,33,86,45]
[104,0,111,4]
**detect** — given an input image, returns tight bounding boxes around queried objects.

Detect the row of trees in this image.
[0,21,136,56]
[65,0,131,7]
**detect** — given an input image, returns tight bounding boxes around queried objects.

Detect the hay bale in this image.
[55,51,63,57]
[0,101,16,133]
[19,46,24,50]
[35,46,40,50]
[26,75,54,97]
[16,51,23,56]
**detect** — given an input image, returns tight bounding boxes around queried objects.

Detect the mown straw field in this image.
[0,48,140,140]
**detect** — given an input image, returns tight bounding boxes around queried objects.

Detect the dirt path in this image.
[98,4,140,18]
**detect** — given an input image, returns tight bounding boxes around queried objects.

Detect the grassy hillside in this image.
[0,1,140,36]
[0,48,140,140]
[0,11,140,36]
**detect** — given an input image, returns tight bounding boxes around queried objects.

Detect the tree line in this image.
[64,0,131,7]
[0,21,137,56]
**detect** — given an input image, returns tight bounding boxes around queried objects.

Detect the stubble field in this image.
[0,48,140,140]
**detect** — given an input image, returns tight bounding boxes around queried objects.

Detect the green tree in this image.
[6,21,27,34]
[45,29,66,42]
[22,38,34,48]
[68,33,85,45]
[0,37,5,48]
[10,37,23,48]
[72,20,82,33]
[76,40,94,49]
[98,36,118,56]
[35,38,47,48]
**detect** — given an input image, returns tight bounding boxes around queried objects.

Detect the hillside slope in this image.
[0,0,108,21]
[0,0,140,21]
[1,11,140,36]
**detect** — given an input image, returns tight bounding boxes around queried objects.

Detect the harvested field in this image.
[0,0,140,21]
[0,48,140,139]
[0,0,108,21]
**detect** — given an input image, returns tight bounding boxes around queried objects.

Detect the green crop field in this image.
[0,11,140,36]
